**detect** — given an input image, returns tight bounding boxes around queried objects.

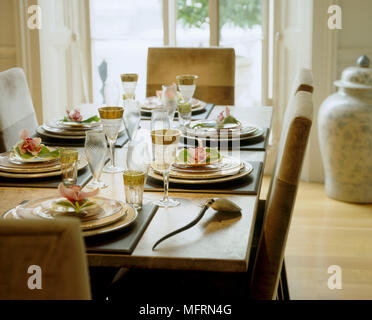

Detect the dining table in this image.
[0,105,273,273]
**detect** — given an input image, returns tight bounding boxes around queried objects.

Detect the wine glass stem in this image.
[109,140,116,167]
[163,169,170,204]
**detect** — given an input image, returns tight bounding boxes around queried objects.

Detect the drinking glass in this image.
[123,99,140,141]
[161,84,178,125]
[124,139,151,210]
[98,107,124,173]
[60,149,79,186]
[123,171,145,210]
[151,109,170,133]
[151,129,181,207]
[176,75,198,127]
[84,130,108,189]
[121,73,138,100]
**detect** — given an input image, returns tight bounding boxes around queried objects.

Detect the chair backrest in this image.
[0,218,91,300]
[146,47,235,105]
[250,87,313,299]
[0,68,38,153]
[266,68,313,210]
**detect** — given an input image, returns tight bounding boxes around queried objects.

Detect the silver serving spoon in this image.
[152,198,241,250]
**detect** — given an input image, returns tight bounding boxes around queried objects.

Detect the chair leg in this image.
[277,260,290,300]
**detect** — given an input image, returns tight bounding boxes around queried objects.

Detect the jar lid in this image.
[334,55,372,90]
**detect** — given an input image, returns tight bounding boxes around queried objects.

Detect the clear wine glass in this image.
[98,106,124,173]
[151,129,181,208]
[121,73,138,100]
[161,84,178,126]
[123,99,141,141]
[84,129,108,189]
[176,75,198,128]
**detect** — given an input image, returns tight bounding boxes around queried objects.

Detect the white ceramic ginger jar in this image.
[318,55,372,203]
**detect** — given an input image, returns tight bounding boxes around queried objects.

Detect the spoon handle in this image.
[152,206,209,250]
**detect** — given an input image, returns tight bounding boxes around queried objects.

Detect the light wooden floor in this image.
[261,176,372,300]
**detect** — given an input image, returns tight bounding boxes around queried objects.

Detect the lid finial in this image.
[357,55,370,68]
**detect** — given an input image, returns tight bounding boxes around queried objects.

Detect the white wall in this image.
[0,0,17,71]
[337,0,372,77]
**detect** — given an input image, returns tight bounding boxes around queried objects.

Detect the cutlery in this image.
[152,198,241,250]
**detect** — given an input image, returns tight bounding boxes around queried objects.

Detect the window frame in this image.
[164,0,272,106]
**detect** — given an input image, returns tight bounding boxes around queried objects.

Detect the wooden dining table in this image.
[0,105,272,273]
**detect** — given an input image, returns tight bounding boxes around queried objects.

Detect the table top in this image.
[0,106,273,272]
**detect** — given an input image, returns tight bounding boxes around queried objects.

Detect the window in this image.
[90,0,163,102]
[90,0,264,106]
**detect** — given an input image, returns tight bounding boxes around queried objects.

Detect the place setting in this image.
[180,106,269,151]
[145,109,262,197]
[0,129,91,187]
[1,183,139,239]
[140,74,215,121]
[36,107,128,148]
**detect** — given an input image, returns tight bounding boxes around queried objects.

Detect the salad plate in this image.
[0,157,88,178]
[155,157,244,180]
[175,144,221,167]
[10,147,60,163]
[1,198,136,235]
[191,119,241,130]
[148,162,253,185]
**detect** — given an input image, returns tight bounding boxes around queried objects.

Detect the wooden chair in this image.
[146,47,235,105]
[0,218,91,300]
[249,88,313,300]
[0,68,39,153]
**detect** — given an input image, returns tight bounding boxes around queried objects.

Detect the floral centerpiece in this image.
[13,129,60,160]
[176,139,221,165]
[63,108,100,123]
[53,183,100,217]
[192,107,240,129]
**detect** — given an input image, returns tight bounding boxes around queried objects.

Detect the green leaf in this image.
[81,115,100,123]
[205,148,221,162]
[55,200,76,209]
[37,145,60,159]
[192,122,217,129]
[176,148,189,162]
[222,115,240,125]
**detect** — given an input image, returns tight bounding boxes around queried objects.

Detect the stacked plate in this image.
[183,120,264,143]
[141,97,207,114]
[1,196,138,237]
[148,156,253,185]
[37,120,101,140]
[0,151,87,179]
[37,120,126,141]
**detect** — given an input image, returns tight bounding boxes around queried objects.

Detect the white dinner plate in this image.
[10,147,60,163]
[0,157,88,178]
[148,162,253,184]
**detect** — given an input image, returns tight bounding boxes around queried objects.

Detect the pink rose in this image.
[58,183,99,204]
[17,129,42,156]
[225,107,231,117]
[187,139,207,164]
[163,84,177,100]
[217,111,225,123]
[67,109,83,122]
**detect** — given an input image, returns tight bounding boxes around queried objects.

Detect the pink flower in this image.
[58,183,99,204]
[67,109,83,122]
[156,90,162,99]
[225,107,230,117]
[217,111,225,123]
[187,139,207,164]
[17,129,42,156]
[163,84,177,100]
